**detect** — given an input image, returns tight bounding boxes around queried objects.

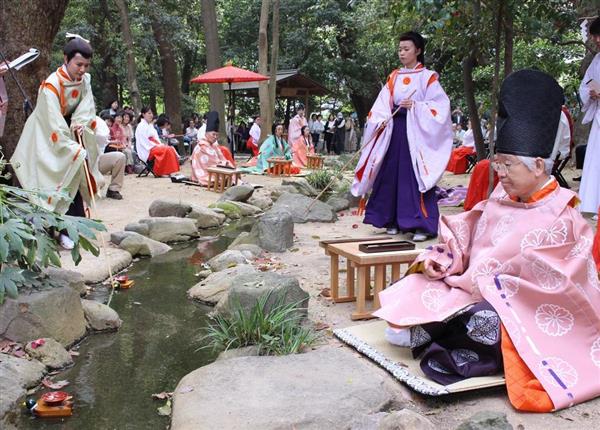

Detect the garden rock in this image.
[123,221,149,236]
[61,247,132,284]
[214,272,308,319]
[216,345,260,362]
[254,208,294,252]
[81,299,122,331]
[456,411,513,430]
[24,338,73,370]
[207,250,248,272]
[378,409,435,430]
[148,199,192,218]
[270,185,299,200]
[272,192,337,223]
[344,191,361,208]
[217,184,254,202]
[228,244,263,258]
[112,231,171,257]
[171,346,405,430]
[208,202,242,219]
[43,267,86,296]
[138,217,199,242]
[0,286,86,346]
[0,353,45,425]
[281,177,318,196]
[228,231,260,249]
[247,195,273,210]
[227,201,263,216]
[186,205,226,228]
[188,264,257,305]
[326,196,350,212]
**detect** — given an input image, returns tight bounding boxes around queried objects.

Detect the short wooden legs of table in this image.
[330,255,356,303]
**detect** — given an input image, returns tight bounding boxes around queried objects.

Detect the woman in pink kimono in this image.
[191,111,234,186]
[291,125,314,168]
[375,70,600,412]
[352,31,453,242]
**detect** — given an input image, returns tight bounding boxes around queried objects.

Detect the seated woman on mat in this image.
[240,123,299,174]
[375,70,600,413]
[291,125,315,168]
[446,120,476,174]
[190,111,235,186]
[134,106,180,176]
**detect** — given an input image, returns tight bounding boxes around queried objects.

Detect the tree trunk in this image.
[267,0,280,130]
[503,0,514,78]
[150,2,183,133]
[0,0,69,164]
[487,0,504,195]
[91,0,119,110]
[115,0,142,112]
[257,0,271,144]
[201,0,227,139]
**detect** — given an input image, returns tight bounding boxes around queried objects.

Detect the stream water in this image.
[18,218,256,429]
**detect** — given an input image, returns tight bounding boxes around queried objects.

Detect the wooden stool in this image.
[267,158,293,176]
[306,154,324,169]
[320,238,423,320]
[206,167,242,193]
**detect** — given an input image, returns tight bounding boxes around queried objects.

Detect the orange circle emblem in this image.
[51,132,59,143]
[90,120,97,130]
[71,89,79,98]
[430,109,438,117]
[403,77,411,85]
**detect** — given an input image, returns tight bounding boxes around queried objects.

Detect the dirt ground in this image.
[79,159,599,429]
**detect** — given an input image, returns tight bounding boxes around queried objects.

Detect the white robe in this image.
[578,53,600,214]
[352,64,453,196]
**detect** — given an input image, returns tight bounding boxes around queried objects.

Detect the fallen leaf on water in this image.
[152,392,173,400]
[157,399,172,417]
[178,385,194,394]
[318,288,331,298]
[41,378,70,390]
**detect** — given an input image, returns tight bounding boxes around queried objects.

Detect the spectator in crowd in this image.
[107,111,134,173]
[100,99,119,118]
[324,113,336,154]
[157,117,186,156]
[332,112,345,154]
[184,118,199,153]
[198,113,207,140]
[310,113,324,153]
[345,114,358,152]
[96,115,126,200]
[288,103,308,144]
[122,111,135,147]
[134,106,179,176]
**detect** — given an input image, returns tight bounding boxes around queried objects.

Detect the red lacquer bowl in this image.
[41,391,68,406]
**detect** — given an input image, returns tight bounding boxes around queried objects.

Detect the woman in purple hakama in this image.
[352,31,453,242]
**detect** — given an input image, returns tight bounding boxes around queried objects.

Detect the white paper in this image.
[8,48,40,71]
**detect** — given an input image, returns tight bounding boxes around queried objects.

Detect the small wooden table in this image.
[306,154,324,169]
[320,238,423,320]
[267,158,293,176]
[206,167,242,193]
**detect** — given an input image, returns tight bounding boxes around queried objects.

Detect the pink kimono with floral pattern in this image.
[190,138,231,185]
[374,182,600,410]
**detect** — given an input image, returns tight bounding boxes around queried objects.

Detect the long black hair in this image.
[63,38,93,61]
[399,31,425,65]
[138,106,153,123]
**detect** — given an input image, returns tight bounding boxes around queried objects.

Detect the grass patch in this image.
[306,169,334,190]
[199,291,319,356]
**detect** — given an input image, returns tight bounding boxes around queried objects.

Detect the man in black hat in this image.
[373,70,600,412]
[190,111,234,185]
[288,103,307,144]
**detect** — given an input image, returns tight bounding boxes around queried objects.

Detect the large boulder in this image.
[217,184,255,202]
[208,202,242,219]
[269,185,300,200]
[214,272,308,319]
[228,244,264,259]
[254,209,294,252]
[206,250,249,272]
[111,231,172,257]
[326,196,350,212]
[137,217,199,243]
[272,192,337,223]
[24,338,73,370]
[281,177,318,196]
[60,247,132,284]
[0,353,45,427]
[188,264,257,305]
[227,231,260,249]
[186,205,226,229]
[123,221,149,236]
[0,286,86,346]
[43,267,86,296]
[247,195,273,211]
[148,199,192,218]
[81,299,122,331]
[226,201,263,217]
[171,346,405,430]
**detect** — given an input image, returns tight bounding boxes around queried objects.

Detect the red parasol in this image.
[191,63,269,154]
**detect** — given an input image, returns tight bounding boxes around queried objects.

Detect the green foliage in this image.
[200,291,319,356]
[0,183,105,304]
[306,169,334,190]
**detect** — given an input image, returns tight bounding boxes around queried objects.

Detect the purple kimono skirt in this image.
[363,108,439,236]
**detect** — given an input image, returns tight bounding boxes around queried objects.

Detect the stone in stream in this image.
[208,202,242,219]
[136,217,199,243]
[186,205,226,229]
[148,199,192,218]
[123,221,149,236]
[0,353,46,427]
[281,177,318,197]
[213,272,308,319]
[226,200,263,216]
[81,299,123,331]
[111,231,172,258]
[217,184,255,202]
[247,195,273,211]
[206,250,249,272]
[271,192,337,223]
[228,244,264,258]
[187,264,257,305]
[269,184,300,200]
[325,196,350,212]
[24,338,73,370]
[227,231,260,249]
[254,208,294,252]
[170,346,405,430]
[43,267,86,296]
[456,411,513,430]
[0,286,86,346]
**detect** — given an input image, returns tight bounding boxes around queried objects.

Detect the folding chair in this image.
[465,153,477,173]
[552,153,571,189]
[132,140,157,178]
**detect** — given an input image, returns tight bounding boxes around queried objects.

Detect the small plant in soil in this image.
[306,169,334,190]
[200,291,319,355]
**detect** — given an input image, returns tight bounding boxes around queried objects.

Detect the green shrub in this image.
[200,291,319,355]
[306,169,333,190]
